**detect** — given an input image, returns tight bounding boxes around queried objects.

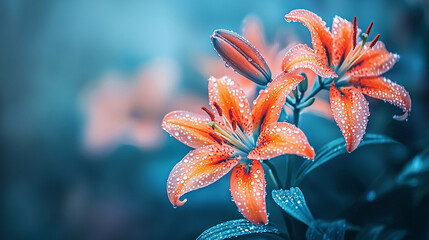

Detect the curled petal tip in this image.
[393,111,409,121]
[307,147,315,160]
[172,198,187,207]
[211,29,271,85]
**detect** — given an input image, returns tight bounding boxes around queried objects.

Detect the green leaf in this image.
[355,225,406,240]
[196,219,281,240]
[273,188,351,240]
[397,147,429,187]
[272,187,315,226]
[306,219,347,240]
[296,134,398,183]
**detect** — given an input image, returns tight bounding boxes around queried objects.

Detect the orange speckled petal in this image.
[230,160,267,225]
[162,111,220,148]
[349,77,411,121]
[252,73,304,133]
[208,76,253,135]
[248,122,315,160]
[282,44,337,78]
[285,9,333,65]
[331,16,354,67]
[330,85,369,152]
[347,42,399,78]
[167,145,240,207]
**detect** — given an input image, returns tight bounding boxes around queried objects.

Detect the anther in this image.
[209,132,223,145]
[228,109,237,131]
[213,102,223,116]
[201,107,215,121]
[352,16,357,49]
[365,21,373,35]
[231,119,237,131]
[369,34,380,48]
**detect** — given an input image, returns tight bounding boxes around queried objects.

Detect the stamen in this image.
[201,107,215,121]
[209,121,249,151]
[228,109,237,131]
[213,102,223,116]
[228,109,234,120]
[209,132,223,145]
[231,119,237,131]
[365,21,373,35]
[369,34,380,48]
[352,16,357,49]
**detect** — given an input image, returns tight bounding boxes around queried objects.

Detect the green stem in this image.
[264,161,283,189]
[293,108,300,127]
[264,161,291,239]
[301,77,324,103]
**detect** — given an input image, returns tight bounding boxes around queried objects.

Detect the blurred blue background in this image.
[1,0,428,239]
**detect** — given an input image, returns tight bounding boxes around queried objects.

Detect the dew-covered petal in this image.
[208,76,253,135]
[330,85,370,152]
[162,111,220,148]
[285,9,333,65]
[167,145,240,207]
[211,29,271,85]
[230,160,267,225]
[331,16,354,67]
[349,77,411,121]
[252,73,304,133]
[282,44,337,78]
[248,122,315,160]
[346,41,399,78]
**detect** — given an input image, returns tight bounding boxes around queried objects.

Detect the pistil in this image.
[201,103,255,152]
[335,19,380,79]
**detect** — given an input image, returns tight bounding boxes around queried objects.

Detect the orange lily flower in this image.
[282,9,411,152]
[162,74,315,225]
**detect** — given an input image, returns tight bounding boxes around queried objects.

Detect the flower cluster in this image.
[162,9,411,226]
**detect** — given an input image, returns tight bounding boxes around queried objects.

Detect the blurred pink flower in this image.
[80,58,203,154]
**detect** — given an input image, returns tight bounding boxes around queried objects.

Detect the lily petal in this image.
[349,77,411,121]
[285,9,333,65]
[208,76,253,135]
[282,44,337,78]
[162,111,219,148]
[331,16,354,67]
[252,73,304,133]
[346,42,399,78]
[248,122,315,160]
[230,160,267,225]
[330,85,370,152]
[167,144,240,207]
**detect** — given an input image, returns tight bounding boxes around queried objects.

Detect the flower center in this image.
[335,17,380,80]
[202,104,255,153]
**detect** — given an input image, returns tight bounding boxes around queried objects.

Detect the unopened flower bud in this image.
[298,72,308,93]
[211,29,272,85]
